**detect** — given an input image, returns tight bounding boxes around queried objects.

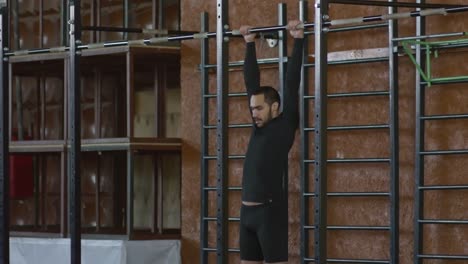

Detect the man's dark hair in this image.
[252,86,281,107]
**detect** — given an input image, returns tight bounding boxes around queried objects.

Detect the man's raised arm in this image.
[282,20,304,127]
[240,26,260,98]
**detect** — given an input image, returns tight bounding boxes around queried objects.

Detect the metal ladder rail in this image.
[0,2,10,264]
[200,3,288,262]
[415,144,468,262]
[199,2,235,262]
[414,1,468,262]
[301,1,399,263]
[199,11,212,264]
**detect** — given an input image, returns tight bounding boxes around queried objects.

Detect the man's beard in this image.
[254,108,273,126]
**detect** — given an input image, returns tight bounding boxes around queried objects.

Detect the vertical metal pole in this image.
[126,151,134,239]
[94,71,101,138]
[0,1,10,263]
[39,0,44,48]
[15,82,23,140]
[158,0,164,31]
[12,0,19,49]
[13,0,24,140]
[152,0,156,29]
[278,3,287,100]
[216,0,228,262]
[123,0,129,40]
[153,67,160,136]
[95,155,101,232]
[199,11,209,264]
[299,1,310,263]
[388,1,400,263]
[156,155,163,234]
[96,0,101,43]
[414,1,425,264]
[314,1,328,263]
[62,57,69,237]
[68,0,82,263]
[40,78,46,140]
[126,52,135,239]
[61,0,68,46]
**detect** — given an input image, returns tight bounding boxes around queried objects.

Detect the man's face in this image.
[250,94,274,127]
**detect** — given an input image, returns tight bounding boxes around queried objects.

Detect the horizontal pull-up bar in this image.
[328,7,467,26]
[330,0,465,9]
[5,5,468,57]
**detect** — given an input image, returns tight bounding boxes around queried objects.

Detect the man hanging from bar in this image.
[239,20,304,264]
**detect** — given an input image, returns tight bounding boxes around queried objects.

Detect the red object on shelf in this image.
[10,135,34,199]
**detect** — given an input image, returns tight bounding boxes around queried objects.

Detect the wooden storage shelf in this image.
[8,137,181,153]
[9,140,66,153]
[81,137,181,152]
[9,44,182,238]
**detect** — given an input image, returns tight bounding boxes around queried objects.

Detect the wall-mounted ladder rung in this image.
[204,124,251,129]
[204,92,247,98]
[304,158,390,164]
[419,185,468,190]
[304,225,390,231]
[203,155,245,160]
[328,158,391,163]
[304,124,389,132]
[420,149,468,155]
[421,113,468,120]
[328,225,390,230]
[303,192,390,197]
[329,22,389,33]
[329,192,390,197]
[418,254,468,260]
[303,90,389,100]
[418,219,468,224]
[304,56,389,68]
[202,57,284,69]
[422,78,468,85]
[203,217,240,222]
[327,258,390,263]
[203,186,241,191]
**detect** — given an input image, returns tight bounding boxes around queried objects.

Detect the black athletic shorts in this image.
[239,199,288,262]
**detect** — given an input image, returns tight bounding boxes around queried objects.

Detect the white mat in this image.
[10,237,180,264]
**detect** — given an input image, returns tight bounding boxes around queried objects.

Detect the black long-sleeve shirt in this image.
[242,39,304,203]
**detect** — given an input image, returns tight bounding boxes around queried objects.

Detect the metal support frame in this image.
[2,0,467,262]
[215,0,229,262]
[388,3,400,264]
[401,38,468,86]
[299,0,311,262]
[4,3,468,58]
[414,0,468,262]
[126,51,135,239]
[331,0,465,9]
[199,11,210,264]
[123,0,130,40]
[68,0,82,263]
[301,0,401,263]
[0,1,9,263]
[278,3,287,104]
[200,3,289,262]
[314,1,329,263]
[414,3,425,262]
